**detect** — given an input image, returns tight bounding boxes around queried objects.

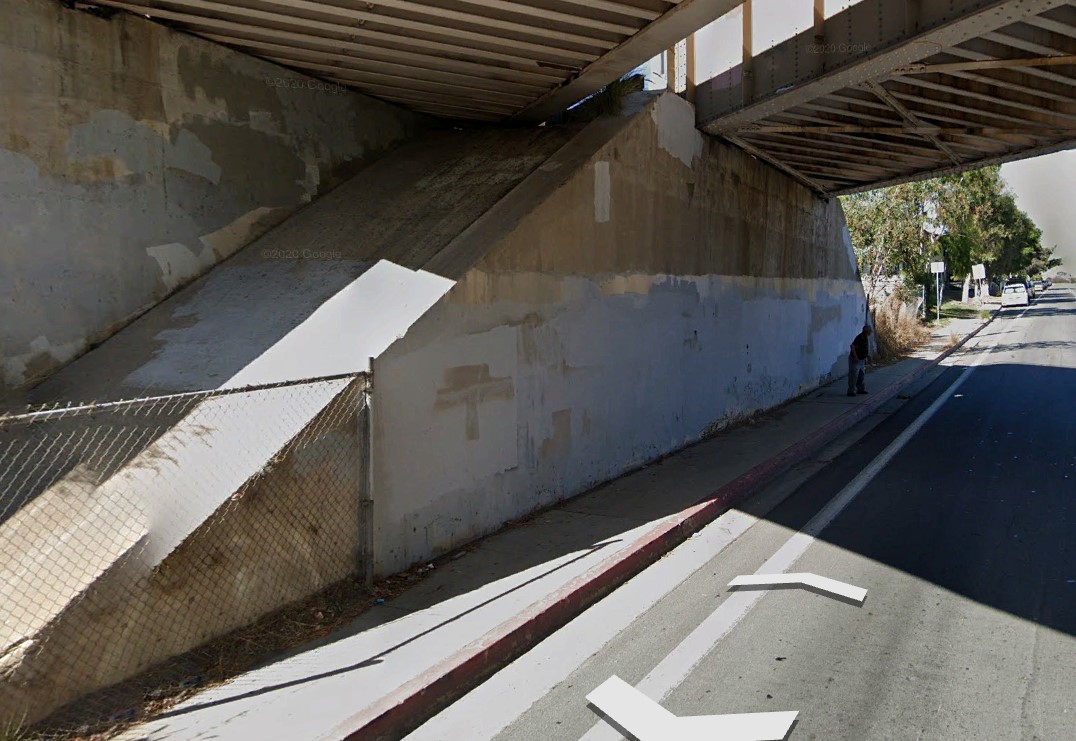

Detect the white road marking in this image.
[403,510,765,741]
[580,318,1003,741]
[727,572,867,604]
[586,675,797,741]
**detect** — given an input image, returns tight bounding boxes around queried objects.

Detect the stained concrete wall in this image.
[0,0,422,400]
[371,93,866,575]
[24,126,579,404]
[0,123,589,724]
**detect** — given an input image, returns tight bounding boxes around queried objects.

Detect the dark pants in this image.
[847,354,866,394]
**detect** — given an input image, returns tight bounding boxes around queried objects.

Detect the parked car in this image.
[1002,281,1030,307]
[1033,280,1044,293]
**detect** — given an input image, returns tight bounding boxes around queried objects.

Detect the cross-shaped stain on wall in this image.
[433,365,515,441]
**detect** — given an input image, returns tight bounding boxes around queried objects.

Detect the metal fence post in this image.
[355,373,375,588]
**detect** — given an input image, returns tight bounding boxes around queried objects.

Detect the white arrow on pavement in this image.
[726,572,867,605]
[586,676,797,741]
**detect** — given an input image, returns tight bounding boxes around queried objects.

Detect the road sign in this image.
[972,264,986,280]
[930,261,946,274]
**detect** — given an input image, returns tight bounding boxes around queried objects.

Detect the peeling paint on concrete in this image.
[0,0,422,397]
[197,206,284,258]
[1,336,84,390]
[650,94,703,168]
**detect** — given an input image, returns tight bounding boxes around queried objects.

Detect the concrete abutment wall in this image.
[0,0,423,401]
[371,93,866,575]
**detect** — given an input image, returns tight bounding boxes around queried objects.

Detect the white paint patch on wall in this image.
[372,271,863,574]
[164,128,222,184]
[650,94,703,168]
[197,206,281,258]
[146,243,217,292]
[594,161,611,223]
[0,0,421,396]
[1,336,84,390]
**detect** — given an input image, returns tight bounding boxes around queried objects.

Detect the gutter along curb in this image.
[343,316,995,741]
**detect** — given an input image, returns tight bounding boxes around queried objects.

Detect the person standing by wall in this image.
[847,324,872,396]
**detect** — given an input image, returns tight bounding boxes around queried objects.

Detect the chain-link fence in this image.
[0,373,372,735]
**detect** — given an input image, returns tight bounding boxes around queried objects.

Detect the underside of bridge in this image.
[697,0,1076,195]
[81,0,741,122]
[81,0,1076,196]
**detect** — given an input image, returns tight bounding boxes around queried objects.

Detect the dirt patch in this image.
[26,559,448,741]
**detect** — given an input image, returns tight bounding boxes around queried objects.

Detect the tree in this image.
[842,165,1048,302]
[842,180,933,304]
[1029,245,1064,278]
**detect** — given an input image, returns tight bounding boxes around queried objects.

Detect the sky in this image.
[1001,152,1076,275]
[684,0,1075,275]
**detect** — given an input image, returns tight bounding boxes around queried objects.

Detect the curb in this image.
[343,316,996,741]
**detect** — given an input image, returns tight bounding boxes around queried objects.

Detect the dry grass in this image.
[30,561,446,741]
[872,298,931,362]
[1,713,29,741]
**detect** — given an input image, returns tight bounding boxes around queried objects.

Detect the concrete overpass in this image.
[83,0,743,122]
[83,0,1076,195]
[1,0,1073,726]
[697,0,1076,195]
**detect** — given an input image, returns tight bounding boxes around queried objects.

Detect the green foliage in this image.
[0,713,28,741]
[561,74,645,123]
[841,164,1060,294]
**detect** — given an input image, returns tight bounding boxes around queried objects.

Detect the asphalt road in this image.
[408,288,1076,741]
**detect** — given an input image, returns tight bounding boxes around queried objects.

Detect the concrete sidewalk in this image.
[114,313,993,741]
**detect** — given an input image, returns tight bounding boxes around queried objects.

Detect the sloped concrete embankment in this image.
[0,123,595,726]
[0,0,425,401]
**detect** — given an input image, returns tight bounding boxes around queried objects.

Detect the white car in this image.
[1001,282,1030,307]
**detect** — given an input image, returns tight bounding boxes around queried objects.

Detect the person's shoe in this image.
[847,392,856,397]
[857,390,868,395]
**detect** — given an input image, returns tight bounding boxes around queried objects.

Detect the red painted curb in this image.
[342,316,996,741]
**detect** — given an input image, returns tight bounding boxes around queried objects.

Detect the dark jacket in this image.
[850,331,870,361]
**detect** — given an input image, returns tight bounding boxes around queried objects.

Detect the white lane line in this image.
[727,573,867,605]
[403,509,764,741]
[581,322,1002,741]
[587,675,797,741]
